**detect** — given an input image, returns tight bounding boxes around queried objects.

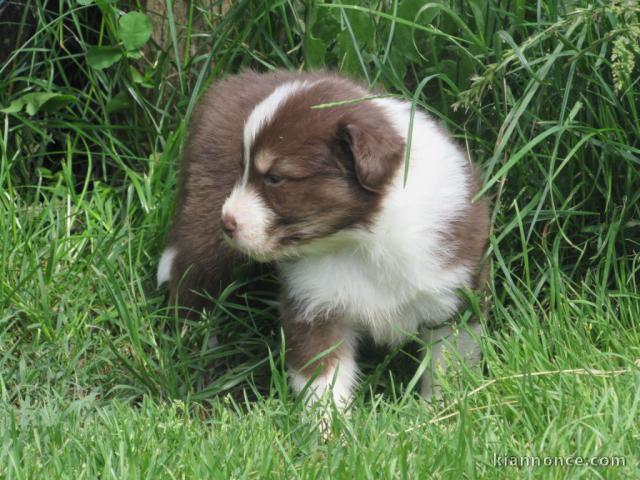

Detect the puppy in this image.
[158,70,490,406]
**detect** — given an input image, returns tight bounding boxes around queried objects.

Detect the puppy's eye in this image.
[264,173,285,186]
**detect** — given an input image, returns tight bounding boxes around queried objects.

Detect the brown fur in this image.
[443,160,490,290]
[163,70,490,394]
[248,78,405,246]
[166,70,301,312]
[164,70,405,313]
[280,293,348,377]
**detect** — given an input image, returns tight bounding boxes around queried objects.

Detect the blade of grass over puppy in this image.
[310,94,395,109]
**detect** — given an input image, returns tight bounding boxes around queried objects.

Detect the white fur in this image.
[221,185,275,257]
[280,97,473,345]
[157,247,177,286]
[175,82,481,407]
[290,335,358,409]
[242,81,310,185]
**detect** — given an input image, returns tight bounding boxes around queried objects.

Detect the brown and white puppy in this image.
[158,70,489,405]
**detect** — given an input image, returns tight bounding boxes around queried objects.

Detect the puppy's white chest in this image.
[280,253,464,345]
[275,97,477,345]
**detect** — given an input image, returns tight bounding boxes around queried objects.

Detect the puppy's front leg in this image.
[281,303,358,409]
[421,321,482,400]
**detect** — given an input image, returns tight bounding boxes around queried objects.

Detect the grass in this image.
[1,0,639,478]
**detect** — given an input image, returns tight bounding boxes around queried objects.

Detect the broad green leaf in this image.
[336,9,374,79]
[130,66,156,88]
[130,67,143,84]
[305,34,326,68]
[119,12,152,51]
[106,91,132,114]
[1,92,75,115]
[308,6,340,43]
[86,46,122,69]
[402,0,438,25]
[384,0,432,78]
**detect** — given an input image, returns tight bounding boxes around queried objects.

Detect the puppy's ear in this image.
[339,120,405,193]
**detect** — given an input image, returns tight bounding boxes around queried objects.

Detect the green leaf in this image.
[308,5,341,43]
[86,46,122,69]
[130,67,144,84]
[384,0,431,78]
[76,0,94,5]
[119,12,153,51]
[130,66,156,88]
[305,34,326,68]
[106,91,132,114]
[1,92,75,116]
[335,9,374,79]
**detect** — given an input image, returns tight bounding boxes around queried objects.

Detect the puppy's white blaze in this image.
[242,81,311,185]
[157,247,177,286]
[290,348,358,410]
[222,185,275,255]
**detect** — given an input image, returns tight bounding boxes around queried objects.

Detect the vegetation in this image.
[1,0,639,477]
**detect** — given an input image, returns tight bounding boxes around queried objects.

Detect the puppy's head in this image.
[221,79,405,260]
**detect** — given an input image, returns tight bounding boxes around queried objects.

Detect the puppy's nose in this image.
[222,214,237,236]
